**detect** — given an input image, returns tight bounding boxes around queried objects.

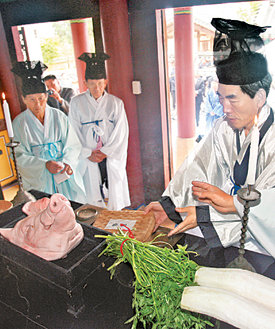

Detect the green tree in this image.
[40,37,60,64]
[237,2,260,24]
[52,21,73,46]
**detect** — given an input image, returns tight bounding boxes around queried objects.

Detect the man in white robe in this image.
[145,19,275,277]
[69,52,130,210]
[11,61,85,203]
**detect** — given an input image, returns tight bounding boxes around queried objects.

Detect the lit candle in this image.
[246,116,259,186]
[2,93,14,138]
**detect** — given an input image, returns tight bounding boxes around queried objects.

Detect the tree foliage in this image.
[40,19,95,66]
[40,37,60,64]
[237,2,260,24]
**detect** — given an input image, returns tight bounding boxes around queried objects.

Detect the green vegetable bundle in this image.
[96,232,213,329]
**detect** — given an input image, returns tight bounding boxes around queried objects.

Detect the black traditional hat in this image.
[211,18,269,85]
[78,52,110,80]
[11,61,48,96]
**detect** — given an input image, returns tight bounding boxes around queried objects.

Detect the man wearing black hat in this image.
[11,61,86,203]
[145,19,275,277]
[69,53,130,210]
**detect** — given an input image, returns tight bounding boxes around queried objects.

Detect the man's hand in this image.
[167,206,197,237]
[46,161,64,174]
[60,163,73,175]
[144,202,170,232]
[192,181,236,213]
[49,89,63,104]
[88,150,107,163]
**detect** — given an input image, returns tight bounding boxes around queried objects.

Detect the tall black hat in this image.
[11,61,48,96]
[211,18,269,85]
[78,52,110,80]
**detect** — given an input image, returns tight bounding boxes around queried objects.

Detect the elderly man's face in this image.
[22,93,48,117]
[217,84,265,132]
[85,79,107,100]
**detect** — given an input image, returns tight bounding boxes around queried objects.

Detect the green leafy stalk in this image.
[96,233,213,329]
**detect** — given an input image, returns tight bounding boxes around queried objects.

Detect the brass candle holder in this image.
[6,138,36,206]
[227,185,261,272]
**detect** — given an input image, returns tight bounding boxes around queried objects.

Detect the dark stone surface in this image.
[0,190,273,329]
[0,190,135,329]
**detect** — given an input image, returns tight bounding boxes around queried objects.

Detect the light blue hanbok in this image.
[12,106,86,203]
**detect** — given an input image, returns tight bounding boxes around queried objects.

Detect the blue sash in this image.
[31,140,64,160]
[81,120,103,142]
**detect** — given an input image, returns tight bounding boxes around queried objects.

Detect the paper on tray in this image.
[105,219,137,230]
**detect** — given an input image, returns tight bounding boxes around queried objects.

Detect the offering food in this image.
[194,267,275,310]
[181,285,275,329]
[0,193,84,261]
[96,232,213,329]
[181,267,275,329]
[0,200,13,214]
[76,206,98,222]
[22,197,50,215]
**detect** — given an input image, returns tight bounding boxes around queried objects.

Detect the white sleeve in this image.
[69,97,91,159]
[233,195,244,217]
[100,99,129,160]
[246,189,275,258]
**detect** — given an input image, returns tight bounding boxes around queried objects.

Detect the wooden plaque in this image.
[93,209,155,242]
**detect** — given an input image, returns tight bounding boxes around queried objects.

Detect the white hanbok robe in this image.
[162,104,275,257]
[12,106,86,203]
[69,90,130,210]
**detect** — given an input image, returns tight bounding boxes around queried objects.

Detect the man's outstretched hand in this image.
[192,181,236,213]
[144,202,170,232]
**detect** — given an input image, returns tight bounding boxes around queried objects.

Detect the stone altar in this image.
[1,190,273,329]
[0,190,134,329]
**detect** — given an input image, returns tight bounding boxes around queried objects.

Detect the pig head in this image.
[0,194,84,261]
[22,197,50,216]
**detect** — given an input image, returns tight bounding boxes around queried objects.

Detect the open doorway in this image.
[157,1,275,184]
[11,18,95,93]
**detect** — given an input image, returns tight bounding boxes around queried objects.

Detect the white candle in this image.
[246,118,259,186]
[2,93,14,138]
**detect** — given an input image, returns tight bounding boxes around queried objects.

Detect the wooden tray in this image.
[93,209,155,242]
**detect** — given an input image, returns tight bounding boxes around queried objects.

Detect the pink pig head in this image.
[0,193,84,261]
[43,193,76,231]
[22,197,50,216]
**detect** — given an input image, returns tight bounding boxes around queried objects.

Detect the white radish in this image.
[194,267,275,310]
[181,286,275,329]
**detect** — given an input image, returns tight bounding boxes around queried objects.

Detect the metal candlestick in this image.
[6,138,36,206]
[227,185,261,271]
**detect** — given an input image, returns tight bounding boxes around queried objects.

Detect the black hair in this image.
[43,74,57,81]
[240,73,272,99]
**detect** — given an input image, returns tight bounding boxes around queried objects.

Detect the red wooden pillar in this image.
[70,19,91,93]
[99,0,145,207]
[174,8,196,138]
[0,13,21,119]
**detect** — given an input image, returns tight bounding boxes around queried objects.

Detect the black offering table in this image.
[0,191,274,329]
[0,190,134,329]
